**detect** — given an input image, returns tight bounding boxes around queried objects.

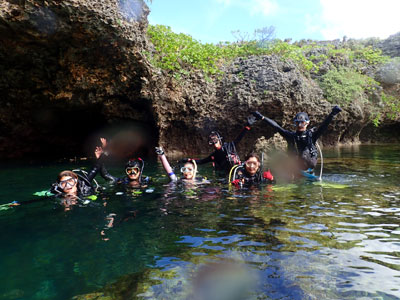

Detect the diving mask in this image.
[126,167,140,176]
[181,166,194,173]
[58,177,77,189]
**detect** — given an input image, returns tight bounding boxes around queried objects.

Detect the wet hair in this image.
[57,170,78,183]
[244,152,261,162]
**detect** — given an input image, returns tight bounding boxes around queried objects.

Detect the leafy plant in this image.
[319,67,379,105]
[381,92,400,120]
[353,46,389,65]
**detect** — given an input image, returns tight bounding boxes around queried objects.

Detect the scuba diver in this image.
[96,138,150,188]
[194,114,257,176]
[1,145,103,211]
[100,157,150,188]
[50,144,103,197]
[230,153,275,188]
[156,146,207,184]
[252,105,342,178]
[47,145,104,210]
[51,170,96,197]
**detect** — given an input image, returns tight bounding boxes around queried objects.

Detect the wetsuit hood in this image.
[293,112,310,124]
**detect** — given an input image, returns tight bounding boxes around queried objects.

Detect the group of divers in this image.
[3,106,342,211]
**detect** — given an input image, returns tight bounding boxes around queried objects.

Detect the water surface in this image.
[1,145,400,299]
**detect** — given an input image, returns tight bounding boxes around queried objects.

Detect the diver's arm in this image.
[156,147,177,182]
[194,155,213,165]
[232,126,250,144]
[86,139,112,183]
[232,115,257,144]
[252,111,293,139]
[86,147,105,182]
[313,106,342,142]
[100,164,118,183]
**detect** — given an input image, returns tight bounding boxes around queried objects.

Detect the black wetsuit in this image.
[232,166,275,187]
[50,161,101,197]
[261,112,336,170]
[99,164,150,186]
[195,126,251,175]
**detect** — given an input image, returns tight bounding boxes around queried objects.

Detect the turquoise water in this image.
[1,145,400,300]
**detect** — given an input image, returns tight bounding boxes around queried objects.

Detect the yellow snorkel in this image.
[191,159,198,179]
[228,164,241,185]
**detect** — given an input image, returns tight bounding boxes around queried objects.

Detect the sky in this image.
[147,0,400,44]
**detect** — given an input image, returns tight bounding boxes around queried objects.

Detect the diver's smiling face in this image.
[126,167,141,181]
[181,163,195,180]
[245,157,260,176]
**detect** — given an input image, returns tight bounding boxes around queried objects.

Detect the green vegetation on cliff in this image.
[146,24,399,126]
[146,24,315,77]
[319,68,379,105]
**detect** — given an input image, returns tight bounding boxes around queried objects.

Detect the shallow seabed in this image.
[1,145,400,300]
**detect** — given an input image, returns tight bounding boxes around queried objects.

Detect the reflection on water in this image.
[1,145,400,299]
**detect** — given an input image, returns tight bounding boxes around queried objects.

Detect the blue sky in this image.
[147,0,400,44]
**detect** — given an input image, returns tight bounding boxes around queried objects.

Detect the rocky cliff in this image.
[0,0,156,159]
[1,0,399,160]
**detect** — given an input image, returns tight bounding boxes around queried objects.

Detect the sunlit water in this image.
[1,145,400,300]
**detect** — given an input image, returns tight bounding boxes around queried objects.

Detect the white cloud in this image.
[319,0,400,39]
[249,0,279,16]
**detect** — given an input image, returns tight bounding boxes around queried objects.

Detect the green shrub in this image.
[353,46,389,65]
[147,25,225,76]
[319,68,379,105]
[146,25,317,76]
[381,93,400,120]
[266,40,315,71]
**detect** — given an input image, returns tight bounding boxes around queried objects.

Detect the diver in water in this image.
[47,145,104,210]
[194,114,257,176]
[230,153,275,188]
[96,138,150,188]
[101,157,150,188]
[50,145,103,198]
[2,145,103,211]
[252,106,342,174]
[156,146,207,184]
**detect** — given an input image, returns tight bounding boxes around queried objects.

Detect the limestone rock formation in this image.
[378,32,400,58]
[0,0,155,159]
[0,0,399,160]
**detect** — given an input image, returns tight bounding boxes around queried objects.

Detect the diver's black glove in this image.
[331,105,342,116]
[247,115,257,126]
[155,147,164,156]
[252,111,264,120]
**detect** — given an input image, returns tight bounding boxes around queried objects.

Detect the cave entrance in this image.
[28,102,158,161]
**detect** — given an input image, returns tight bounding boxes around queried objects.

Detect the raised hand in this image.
[100,137,107,149]
[331,105,342,116]
[252,111,264,120]
[94,146,103,159]
[155,146,164,156]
